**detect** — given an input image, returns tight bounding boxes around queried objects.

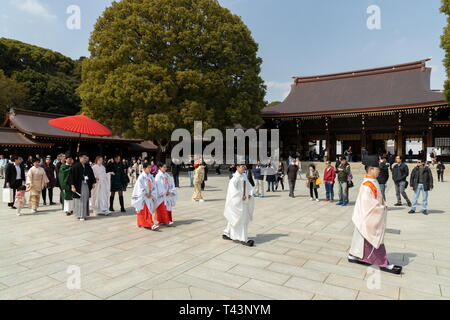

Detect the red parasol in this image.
[48,112,112,153]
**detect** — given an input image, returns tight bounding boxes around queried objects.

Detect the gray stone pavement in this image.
[1,165,450,300]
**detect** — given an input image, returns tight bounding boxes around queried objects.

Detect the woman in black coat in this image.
[42,156,57,205]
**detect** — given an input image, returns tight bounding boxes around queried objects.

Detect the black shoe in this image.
[243,240,255,247]
[222,234,232,241]
[394,203,402,207]
[348,258,371,266]
[43,202,47,206]
[408,210,415,214]
[120,208,126,213]
[109,207,115,212]
[422,210,429,215]
[50,202,56,205]
[11,206,17,210]
[65,212,73,216]
[407,201,412,207]
[380,265,402,275]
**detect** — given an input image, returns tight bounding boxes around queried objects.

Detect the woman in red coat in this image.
[323,161,336,202]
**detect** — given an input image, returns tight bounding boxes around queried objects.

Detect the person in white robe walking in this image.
[154,164,178,226]
[131,163,159,230]
[222,164,255,247]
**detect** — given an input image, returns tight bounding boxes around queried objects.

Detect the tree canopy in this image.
[267,101,282,107]
[0,38,82,115]
[441,0,450,102]
[0,69,28,116]
[78,0,266,146]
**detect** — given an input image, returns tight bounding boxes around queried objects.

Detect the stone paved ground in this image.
[1,165,450,300]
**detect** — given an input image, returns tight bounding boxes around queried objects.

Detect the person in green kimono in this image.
[58,152,74,216]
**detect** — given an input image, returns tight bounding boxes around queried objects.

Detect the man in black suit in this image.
[70,152,96,221]
[4,155,25,209]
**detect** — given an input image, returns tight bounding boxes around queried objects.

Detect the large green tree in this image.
[0,69,29,116]
[0,38,81,115]
[79,0,266,147]
[441,0,450,102]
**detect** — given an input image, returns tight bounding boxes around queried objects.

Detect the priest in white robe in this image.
[154,164,178,226]
[223,164,255,247]
[91,156,112,215]
[348,155,402,275]
[132,163,159,231]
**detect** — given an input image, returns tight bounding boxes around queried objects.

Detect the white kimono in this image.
[91,164,112,214]
[349,176,388,258]
[131,172,157,213]
[223,171,255,242]
[155,171,177,211]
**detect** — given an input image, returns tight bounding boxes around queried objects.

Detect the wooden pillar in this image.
[300,135,309,161]
[295,119,301,155]
[395,130,404,157]
[326,133,336,162]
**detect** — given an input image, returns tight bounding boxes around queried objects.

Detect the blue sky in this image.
[0,0,446,102]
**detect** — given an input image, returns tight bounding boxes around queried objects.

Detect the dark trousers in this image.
[438,171,444,182]
[325,182,334,200]
[395,181,410,204]
[173,174,180,187]
[309,182,318,199]
[276,177,284,190]
[7,179,23,206]
[267,181,275,192]
[42,188,54,204]
[288,179,296,196]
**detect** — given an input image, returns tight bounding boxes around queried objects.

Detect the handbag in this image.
[316,178,322,185]
[2,188,13,204]
[348,180,354,188]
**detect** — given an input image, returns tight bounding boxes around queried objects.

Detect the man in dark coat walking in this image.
[287,159,299,198]
[377,159,390,201]
[391,156,411,207]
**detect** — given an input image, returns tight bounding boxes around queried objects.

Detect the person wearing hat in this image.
[58,152,75,215]
[348,155,402,275]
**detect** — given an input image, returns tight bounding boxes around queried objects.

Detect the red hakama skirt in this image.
[137,203,155,228]
[154,202,173,224]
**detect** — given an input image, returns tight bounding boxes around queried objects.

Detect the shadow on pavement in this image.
[254,233,289,244]
[388,252,417,267]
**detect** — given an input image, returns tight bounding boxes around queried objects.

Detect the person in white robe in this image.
[223,164,255,247]
[91,156,113,215]
[154,164,177,226]
[131,163,159,231]
[348,155,402,275]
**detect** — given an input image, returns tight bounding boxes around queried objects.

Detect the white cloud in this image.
[12,0,56,20]
[265,81,292,101]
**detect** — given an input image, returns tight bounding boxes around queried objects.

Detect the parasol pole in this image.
[77,133,81,154]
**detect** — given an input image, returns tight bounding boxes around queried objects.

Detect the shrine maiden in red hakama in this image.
[131,167,159,231]
[154,166,177,226]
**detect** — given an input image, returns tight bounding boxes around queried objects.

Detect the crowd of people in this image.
[1,152,178,230]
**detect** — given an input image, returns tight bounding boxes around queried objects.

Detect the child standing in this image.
[14,185,29,216]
